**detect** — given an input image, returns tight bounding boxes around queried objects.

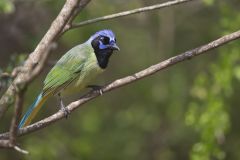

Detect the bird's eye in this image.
[114,38,116,42]
[100,36,110,45]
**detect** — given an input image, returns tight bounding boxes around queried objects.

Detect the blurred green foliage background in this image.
[0,0,240,159]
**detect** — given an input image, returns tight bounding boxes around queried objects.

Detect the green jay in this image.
[18,29,120,128]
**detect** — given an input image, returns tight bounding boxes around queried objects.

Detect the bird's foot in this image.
[87,85,103,95]
[58,93,70,119]
[60,101,70,119]
[61,106,70,119]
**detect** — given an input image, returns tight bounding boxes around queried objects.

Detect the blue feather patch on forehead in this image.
[96,29,115,38]
[89,29,116,41]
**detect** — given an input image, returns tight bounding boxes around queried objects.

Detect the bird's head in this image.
[89,29,120,69]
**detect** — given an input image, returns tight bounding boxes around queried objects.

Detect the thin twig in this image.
[14,145,29,154]
[0,29,240,139]
[0,140,28,154]
[9,89,24,145]
[62,0,91,33]
[0,67,22,80]
[71,0,194,29]
[0,73,12,79]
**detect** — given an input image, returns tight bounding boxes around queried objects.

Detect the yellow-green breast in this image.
[61,50,104,96]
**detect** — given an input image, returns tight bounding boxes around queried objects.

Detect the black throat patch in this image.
[91,37,113,69]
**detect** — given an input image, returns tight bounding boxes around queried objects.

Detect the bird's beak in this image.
[110,43,120,51]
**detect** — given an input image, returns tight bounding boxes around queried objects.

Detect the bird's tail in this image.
[18,93,48,128]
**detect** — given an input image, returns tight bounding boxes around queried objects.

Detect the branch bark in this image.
[0,0,91,153]
[0,139,28,154]
[71,0,194,29]
[1,29,240,139]
[9,89,24,145]
[0,0,91,119]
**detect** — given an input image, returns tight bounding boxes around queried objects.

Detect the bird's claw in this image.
[61,106,70,119]
[87,85,103,95]
[95,88,103,95]
[58,94,70,119]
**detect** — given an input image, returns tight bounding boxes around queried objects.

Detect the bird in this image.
[18,29,120,128]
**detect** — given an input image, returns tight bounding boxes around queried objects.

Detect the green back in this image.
[43,43,93,96]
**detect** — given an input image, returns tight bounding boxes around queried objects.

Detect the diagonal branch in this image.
[0,0,91,119]
[71,0,194,29]
[0,29,240,139]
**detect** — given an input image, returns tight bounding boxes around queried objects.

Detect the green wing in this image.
[42,44,92,96]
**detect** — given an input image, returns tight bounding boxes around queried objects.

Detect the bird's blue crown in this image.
[89,29,116,42]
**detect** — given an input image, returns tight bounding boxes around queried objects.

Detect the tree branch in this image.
[0,139,29,154]
[0,0,91,153]
[1,29,240,139]
[24,43,57,84]
[71,0,194,29]
[0,0,91,119]
[0,140,11,147]
[62,0,91,33]
[9,89,24,145]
